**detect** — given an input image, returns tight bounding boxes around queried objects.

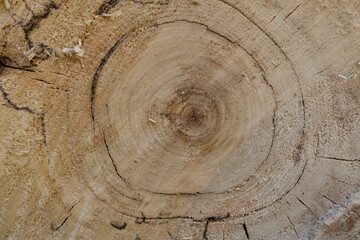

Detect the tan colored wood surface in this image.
[0,0,359,239]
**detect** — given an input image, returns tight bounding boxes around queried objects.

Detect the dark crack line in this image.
[103,133,142,202]
[52,216,69,231]
[270,15,276,23]
[135,212,146,224]
[23,0,58,49]
[167,231,175,240]
[242,222,250,239]
[286,215,299,238]
[315,67,329,75]
[31,78,51,84]
[89,187,232,224]
[0,83,49,148]
[203,213,231,240]
[41,112,48,147]
[203,220,209,240]
[67,197,84,213]
[90,30,134,124]
[103,134,126,183]
[97,0,120,15]
[320,194,336,204]
[317,155,359,162]
[130,0,170,7]
[296,197,318,218]
[284,4,301,20]
[51,196,83,232]
[30,78,69,92]
[0,85,36,114]
[0,62,35,72]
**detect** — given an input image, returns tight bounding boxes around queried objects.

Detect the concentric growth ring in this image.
[88,1,305,219]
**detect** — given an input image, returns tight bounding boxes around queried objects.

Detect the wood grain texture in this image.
[0,0,359,239]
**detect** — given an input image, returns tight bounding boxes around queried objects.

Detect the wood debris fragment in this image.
[338,74,348,80]
[148,118,157,124]
[102,10,122,21]
[24,48,37,60]
[3,0,10,9]
[62,39,85,57]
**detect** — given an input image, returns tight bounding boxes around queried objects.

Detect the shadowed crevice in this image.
[90,30,134,124]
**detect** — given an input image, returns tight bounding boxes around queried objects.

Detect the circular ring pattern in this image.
[88,0,306,219]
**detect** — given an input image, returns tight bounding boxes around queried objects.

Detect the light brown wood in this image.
[0,0,359,239]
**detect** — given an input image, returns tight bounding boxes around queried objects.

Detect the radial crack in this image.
[203,213,231,240]
[0,62,35,72]
[203,220,209,240]
[286,215,299,238]
[284,4,301,20]
[296,197,318,218]
[51,216,69,231]
[242,223,250,239]
[67,197,84,213]
[320,194,336,204]
[317,155,359,162]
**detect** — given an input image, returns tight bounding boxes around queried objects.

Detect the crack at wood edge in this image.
[90,29,135,124]
[286,215,299,238]
[304,186,360,239]
[284,4,301,20]
[217,0,306,129]
[296,196,318,218]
